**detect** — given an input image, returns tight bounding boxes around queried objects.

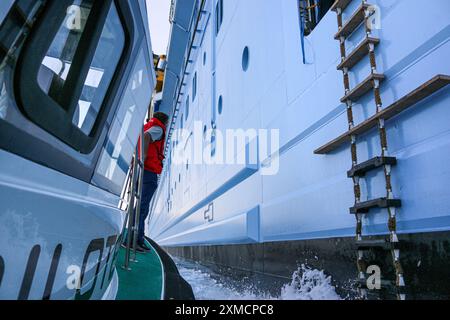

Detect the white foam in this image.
[280,264,341,300]
[175,259,342,301]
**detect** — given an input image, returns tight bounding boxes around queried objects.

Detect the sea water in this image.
[174,258,342,300]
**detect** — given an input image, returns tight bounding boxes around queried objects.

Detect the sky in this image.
[146,0,172,55]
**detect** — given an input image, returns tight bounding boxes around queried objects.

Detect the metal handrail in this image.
[122,160,136,270]
[131,128,145,262]
[118,161,133,211]
[122,129,146,270]
[123,149,139,270]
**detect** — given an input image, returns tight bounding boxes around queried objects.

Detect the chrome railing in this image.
[122,128,145,270]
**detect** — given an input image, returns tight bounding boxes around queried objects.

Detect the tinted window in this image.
[38,2,93,98]
[37,1,125,135]
[93,48,153,195]
[16,0,126,153]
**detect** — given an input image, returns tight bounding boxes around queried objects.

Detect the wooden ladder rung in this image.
[334,3,370,40]
[337,37,380,71]
[341,73,385,103]
[314,75,450,155]
[331,0,353,13]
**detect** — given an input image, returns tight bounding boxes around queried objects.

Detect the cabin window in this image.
[192,72,197,102]
[37,1,125,135]
[92,47,152,195]
[215,0,223,35]
[16,0,127,153]
[298,0,334,36]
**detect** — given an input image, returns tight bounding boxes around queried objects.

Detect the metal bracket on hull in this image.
[204,203,214,223]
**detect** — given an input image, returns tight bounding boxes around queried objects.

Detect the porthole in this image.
[242,46,250,72]
[218,96,223,115]
[192,73,197,101]
[185,98,189,121]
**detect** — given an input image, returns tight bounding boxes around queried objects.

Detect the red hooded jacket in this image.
[139,118,166,174]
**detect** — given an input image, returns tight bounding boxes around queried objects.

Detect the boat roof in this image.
[139,0,155,71]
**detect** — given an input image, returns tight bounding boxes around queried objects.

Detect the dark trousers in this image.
[137,170,158,244]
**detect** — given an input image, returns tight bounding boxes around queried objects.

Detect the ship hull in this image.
[149,0,450,299]
[165,230,450,299]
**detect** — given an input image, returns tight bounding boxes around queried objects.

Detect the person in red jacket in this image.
[136,112,169,252]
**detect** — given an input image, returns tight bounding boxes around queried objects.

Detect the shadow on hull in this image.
[165,231,450,300]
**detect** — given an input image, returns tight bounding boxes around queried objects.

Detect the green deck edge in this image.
[115,241,163,300]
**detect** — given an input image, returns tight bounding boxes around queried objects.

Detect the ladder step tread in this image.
[331,0,353,13]
[354,239,402,250]
[341,73,385,103]
[12,5,27,22]
[338,37,380,71]
[334,3,370,39]
[357,279,409,294]
[350,198,401,214]
[314,75,450,154]
[347,156,397,178]
[357,278,393,287]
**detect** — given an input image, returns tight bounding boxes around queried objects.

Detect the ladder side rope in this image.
[363,5,406,300]
[334,0,406,300]
[336,5,368,300]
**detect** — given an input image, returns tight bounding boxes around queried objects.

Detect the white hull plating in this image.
[149,0,450,247]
